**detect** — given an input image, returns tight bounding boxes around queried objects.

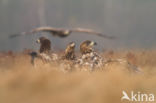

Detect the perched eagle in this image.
[28,37,51,65]
[63,42,76,60]
[77,40,104,70]
[36,36,51,54]
[29,37,58,65]
[9,26,115,39]
[80,40,97,54]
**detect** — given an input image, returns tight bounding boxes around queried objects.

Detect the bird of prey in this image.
[28,37,51,66]
[78,40,104,70]
[29,36,59,65]
[63,42,76,60]
[80,40,97,54]
[36,36,51,54]
[9,26,115,39]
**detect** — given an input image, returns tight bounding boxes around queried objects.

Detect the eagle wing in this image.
[9,26,65,38]
[9,32,31,38]
[71,28,115,39]
[30,27,64,33]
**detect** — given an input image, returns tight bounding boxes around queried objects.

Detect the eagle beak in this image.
[36,39,40,43]
[71,43,75,47]
[90,41,97,46]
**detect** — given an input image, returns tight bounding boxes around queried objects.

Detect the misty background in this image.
[0,0,156,51]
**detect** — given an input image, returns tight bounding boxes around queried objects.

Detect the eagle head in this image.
[64,42,76,60]
[80,40,97,54]
[69,42,75,48]
[63,30,71,35]
[36,37,48,44]
[36,36,51,53]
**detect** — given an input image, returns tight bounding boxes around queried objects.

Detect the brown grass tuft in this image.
[0,50,156,103]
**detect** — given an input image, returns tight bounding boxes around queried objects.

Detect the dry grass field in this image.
[0,50,156,103]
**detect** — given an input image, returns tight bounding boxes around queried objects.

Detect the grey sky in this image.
[0,0,156,51]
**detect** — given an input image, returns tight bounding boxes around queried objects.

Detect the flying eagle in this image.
[80,40,97,54]
[9,26,115,39]
[63,42,76,60]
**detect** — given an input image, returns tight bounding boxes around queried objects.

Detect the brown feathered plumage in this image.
[9,26,115,39]
[63,42,76,60]
[80,40,97,54]
[36,36,51,54]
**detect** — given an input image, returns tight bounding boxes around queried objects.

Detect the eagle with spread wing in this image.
[9,26,115,39]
